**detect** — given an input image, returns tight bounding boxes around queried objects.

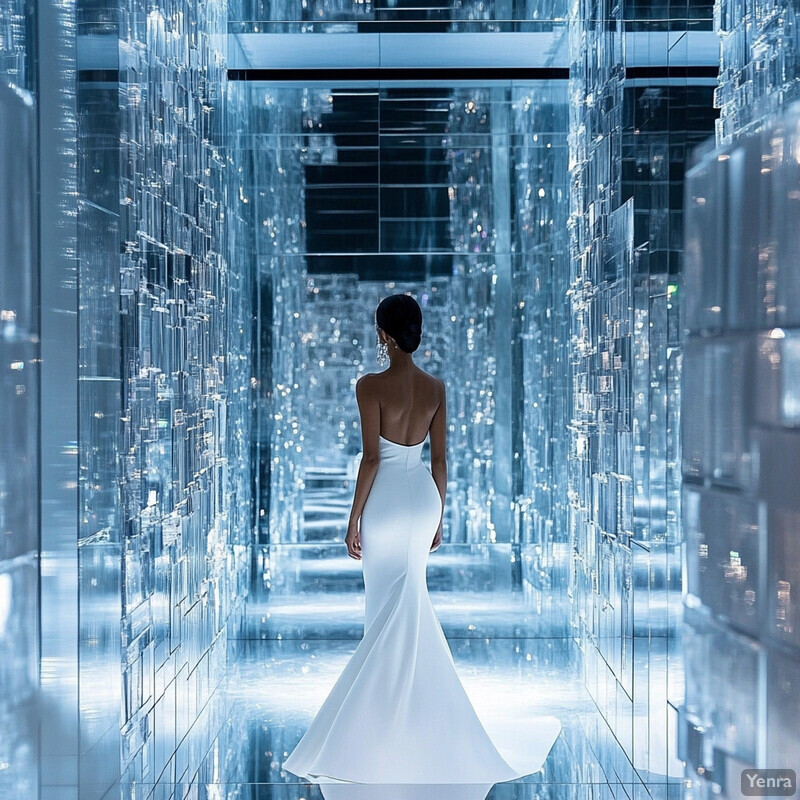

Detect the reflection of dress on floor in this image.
[282,434,562,785]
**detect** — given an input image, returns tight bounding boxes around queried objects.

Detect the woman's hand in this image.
[430,521,443,552]
[345,519,362,560]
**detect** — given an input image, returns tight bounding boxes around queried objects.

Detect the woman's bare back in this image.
[372,365,443,447]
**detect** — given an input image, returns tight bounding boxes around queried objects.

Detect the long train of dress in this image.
[282,434,561,784]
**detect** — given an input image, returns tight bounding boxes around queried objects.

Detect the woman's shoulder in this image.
[417,369,444,390]
[356,372,379,391]
[361,367,443,386]
[357,371,385,385]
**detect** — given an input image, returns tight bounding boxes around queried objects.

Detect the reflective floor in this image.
[91,547,683,799]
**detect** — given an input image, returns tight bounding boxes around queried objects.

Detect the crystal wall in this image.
[622,83,718,557]
[714,0,800,143]
[76,47,124,793]
[0,0,31,88]
[229,0,570,30]
[233,83,308,627]
[567,0,636,773]
[3,0,126,792]
[451,0,570,30]
[511,84,572,634]
[246,83,307,555]
[36,0,82,792]
[446,86,513,544]
[0,2,38,794]
[0,83,38,799]
[1,0,254,791]
[111,0,253,789]
[680,97,800,800]
[624,82,719,781]
[567,0,717,782]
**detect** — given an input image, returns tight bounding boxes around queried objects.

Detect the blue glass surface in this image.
[682,99,800,796]
[0,80,39,800]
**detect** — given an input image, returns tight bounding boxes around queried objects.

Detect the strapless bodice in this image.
[378,433,425,465]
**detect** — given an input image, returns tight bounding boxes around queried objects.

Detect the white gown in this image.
[282,434,561,785]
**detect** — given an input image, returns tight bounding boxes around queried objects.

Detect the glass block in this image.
[708,334,756,490]
[766,647,800,770]
[682,615,760,768]
[715,0,800,145]
[725,133,765,330]
[684,486,761,637]
[772,111,800,328]
[682,99,800,797]
[763,476,800,651]
[683,151,729,335]
[0,83,38,799]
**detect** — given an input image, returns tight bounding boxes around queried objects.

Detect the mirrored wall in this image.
[234,80,574,645]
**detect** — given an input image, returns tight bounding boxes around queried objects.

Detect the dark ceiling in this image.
[304,87,455,281]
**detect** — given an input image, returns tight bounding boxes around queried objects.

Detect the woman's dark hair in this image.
[375,293,423,354]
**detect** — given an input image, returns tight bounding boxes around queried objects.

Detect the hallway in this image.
[114,553,677,797]
[1,0,799,798]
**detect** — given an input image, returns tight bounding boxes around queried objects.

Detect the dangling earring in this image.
[376,336,388,366]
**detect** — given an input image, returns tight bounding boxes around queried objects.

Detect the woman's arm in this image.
[429,378,447,527]
[348,374,381,530]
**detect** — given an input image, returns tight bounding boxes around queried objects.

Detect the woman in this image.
[282,293,561,785]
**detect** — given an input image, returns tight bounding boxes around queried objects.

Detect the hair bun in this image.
[375,293,424,354]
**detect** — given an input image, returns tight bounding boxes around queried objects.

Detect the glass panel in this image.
[682,92,800,793]
[229,0,573,33]
[0,86,39,799]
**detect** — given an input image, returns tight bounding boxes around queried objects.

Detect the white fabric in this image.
[318,782,498,799]
[282,434,561,784]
